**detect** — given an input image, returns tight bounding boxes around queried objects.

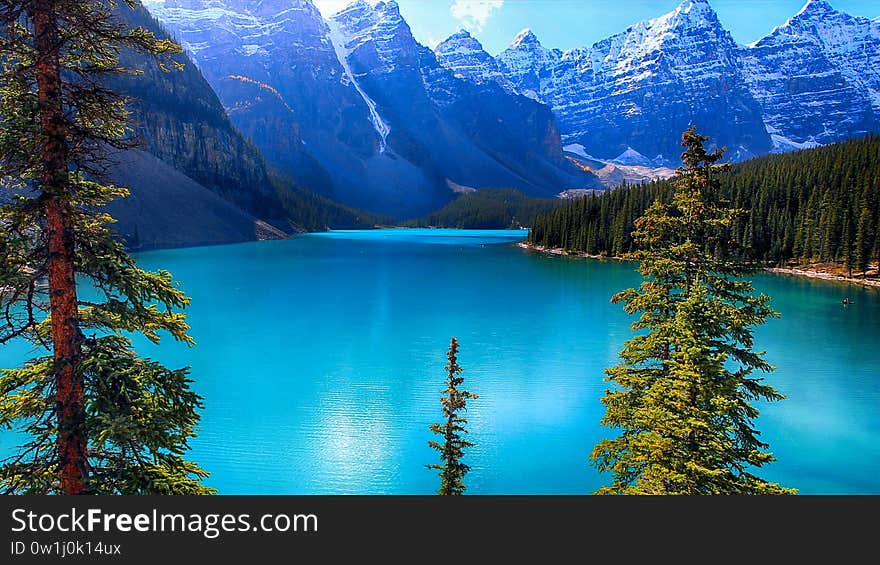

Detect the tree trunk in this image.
[32,0,88,494]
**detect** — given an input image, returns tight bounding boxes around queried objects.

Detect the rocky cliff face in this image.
[494,0,771,163]
[110,1,286,220]
[741,0,880,151]
[144,0,599,218]
[330,1,594,197]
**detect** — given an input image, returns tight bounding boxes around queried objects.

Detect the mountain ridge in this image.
[439,0,879,162]
[144,0,600,218]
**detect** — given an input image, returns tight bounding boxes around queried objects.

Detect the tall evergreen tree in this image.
[590,127,795,495]
[0,0,213,494]
[427,337,478,496]
[854,191,876,277]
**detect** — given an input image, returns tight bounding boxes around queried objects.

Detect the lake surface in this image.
[2,229,879,494]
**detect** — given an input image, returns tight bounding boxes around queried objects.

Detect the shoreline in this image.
[518,243,880,289]
[765,267,880,288]
[517,242,625,262]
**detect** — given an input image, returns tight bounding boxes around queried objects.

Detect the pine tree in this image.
[427,337,478,496]
[854,194,875,278]
[0,0,213,494]
[590,127,795,495]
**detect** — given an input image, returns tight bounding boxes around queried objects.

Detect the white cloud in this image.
[450,0,504,33]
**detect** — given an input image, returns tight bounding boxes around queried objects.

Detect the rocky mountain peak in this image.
[435,28,515,91]
[378,1,401,16]
[333,0,373,19]
[436,29,483,55]
[497,0,769,162]
[447,28,473,41]
[795,0,836,18]
[672,0,717,20]
[637,0,725,44]
[509,28,540,49]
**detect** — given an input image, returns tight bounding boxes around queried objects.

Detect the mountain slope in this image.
[105,150,284,250]
[144,0,600,218]
[493,0,771,163]
[111,1,285,220]
[99,1,384,245]
[741,0,880,151]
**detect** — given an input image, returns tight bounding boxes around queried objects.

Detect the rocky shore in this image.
[518,243,880,289]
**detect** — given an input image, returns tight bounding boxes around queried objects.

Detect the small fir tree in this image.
[427,337,477,495]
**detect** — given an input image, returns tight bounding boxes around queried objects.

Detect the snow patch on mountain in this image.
[327,17,390,152]
[497,0,770,162]
[742,0,880,151]
[562,144,590,159]
[770,134,822,153]
[611,147,653,167]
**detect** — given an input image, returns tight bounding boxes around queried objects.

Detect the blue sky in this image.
[313,0,880,54]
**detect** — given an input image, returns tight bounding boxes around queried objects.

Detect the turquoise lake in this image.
[2,229,879,494]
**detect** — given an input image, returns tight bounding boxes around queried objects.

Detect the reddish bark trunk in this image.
[32,0,88,494]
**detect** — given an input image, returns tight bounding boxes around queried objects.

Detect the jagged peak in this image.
[601,0,722,48]
[436,29,487,56]
[331,0,373,19]
[332,0,403,25]
[794,0,836,18]
[378,0,400,13]
[677,0,712,9]
[509,28,540,49]
[368,0,402,23]
[666,0,720,26]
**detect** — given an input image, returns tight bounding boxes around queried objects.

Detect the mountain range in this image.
[441,0,880,164]
[142,0,598,219]
[101,0,880,245]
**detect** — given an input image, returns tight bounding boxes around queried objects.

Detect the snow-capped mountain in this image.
[434,30,515,93]
[495,29,556,103]
[144,0,407,213]
[143,0,880,208]
[143,0,598,217]
[742,0,880,151]
[438,0,879,163]
[490,0,771,163]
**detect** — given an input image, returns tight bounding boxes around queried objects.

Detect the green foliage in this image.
[270,171,391,231]
[404,188,562,229]
[529,136,880,273]
[427,337,478,496]
[590,127,795,495]
[0,0,213,494]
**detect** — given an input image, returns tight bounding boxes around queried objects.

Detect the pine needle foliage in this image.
[427,337,478,496]
[590,127,796,495]
[0,0,213,494]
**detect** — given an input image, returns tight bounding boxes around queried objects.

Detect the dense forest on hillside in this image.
[404,188,562,229]
[529,136,880,274]
[271,172,390,231]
